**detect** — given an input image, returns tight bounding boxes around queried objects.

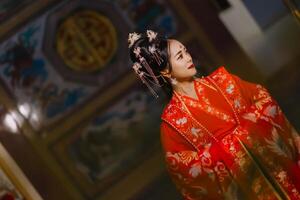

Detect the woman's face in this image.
[166,39,196,80]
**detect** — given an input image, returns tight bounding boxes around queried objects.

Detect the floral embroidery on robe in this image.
[160,66,300,200]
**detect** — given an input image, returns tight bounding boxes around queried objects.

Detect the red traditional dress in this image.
[160,66,300,200]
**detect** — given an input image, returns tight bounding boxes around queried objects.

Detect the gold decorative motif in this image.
[56,10,117,72]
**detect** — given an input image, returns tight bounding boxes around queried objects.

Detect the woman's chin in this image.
[190,68,197,76]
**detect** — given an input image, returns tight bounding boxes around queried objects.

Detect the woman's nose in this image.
[184,52,190,59]
[186,54,192,62]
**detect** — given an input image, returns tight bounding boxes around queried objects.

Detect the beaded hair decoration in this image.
[128,30,167,98]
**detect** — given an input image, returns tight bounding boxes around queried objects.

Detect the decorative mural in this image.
[0,0,184,131]
[0,17,94,130]
[0,0,216,199]
[52,86,164,198]
[43,0,131,89]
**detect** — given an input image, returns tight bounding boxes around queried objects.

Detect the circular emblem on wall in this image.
[43,0,131,86]
[56,10,117,72]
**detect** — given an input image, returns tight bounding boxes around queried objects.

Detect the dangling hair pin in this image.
[132,62,161,98]
[128,32,141,48]
[128,30,167,98]
[133,47,141,58]
[147,30,163,65]
[133,47,160,85]
[149,44,163,65]
[146,30,157,42]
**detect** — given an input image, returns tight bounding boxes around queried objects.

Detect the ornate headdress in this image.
[128,30,166,98]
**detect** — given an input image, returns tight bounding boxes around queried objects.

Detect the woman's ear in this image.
[160,68,171,78]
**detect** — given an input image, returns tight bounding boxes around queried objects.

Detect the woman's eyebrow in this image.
[175,50,182,58]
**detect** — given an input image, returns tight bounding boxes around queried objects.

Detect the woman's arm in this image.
[231,74,285,126]
[231,74,300,159]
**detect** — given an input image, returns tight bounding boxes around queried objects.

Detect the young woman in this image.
[128,30,300,200]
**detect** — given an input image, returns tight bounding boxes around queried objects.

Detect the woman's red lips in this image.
[188,64,195,69]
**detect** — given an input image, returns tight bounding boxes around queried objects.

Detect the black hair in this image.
[129,32,173,99]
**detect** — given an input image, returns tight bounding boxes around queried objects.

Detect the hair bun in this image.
[128,30,173,98]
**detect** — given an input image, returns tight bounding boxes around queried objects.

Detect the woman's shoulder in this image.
[209,65,230,77]
[204,65,237,84]
[193,66,231,82]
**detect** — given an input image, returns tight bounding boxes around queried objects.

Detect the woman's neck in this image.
[173,77,196,97]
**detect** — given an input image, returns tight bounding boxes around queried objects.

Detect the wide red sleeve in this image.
[231,74,285,125]
[231,73,300,162]
[231,74,272,106]
[160,122,224,200]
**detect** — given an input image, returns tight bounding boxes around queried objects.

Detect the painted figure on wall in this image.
[0,26,47,88]
[0,25,86,125]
